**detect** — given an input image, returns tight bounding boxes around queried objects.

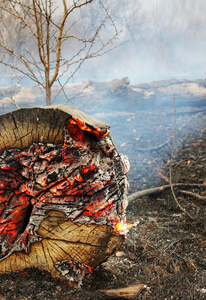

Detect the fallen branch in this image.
[180,190,206,203]
[127,183,205,204]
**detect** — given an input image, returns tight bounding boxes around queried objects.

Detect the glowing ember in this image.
[55,260,93,285]
[115,221,132,235]
[68,117,110,140]
[0,114,130,277]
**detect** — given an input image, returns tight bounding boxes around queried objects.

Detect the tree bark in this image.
[45,76,51,106]
[0,105,129,284]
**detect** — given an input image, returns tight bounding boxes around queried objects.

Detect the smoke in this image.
[0,0,206,92]
[1,0,206,87]
[75,0,206,84]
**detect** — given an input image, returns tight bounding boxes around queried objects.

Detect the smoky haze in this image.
[76,0,206,84]
[1,0,206,86]
[0,0,205,195]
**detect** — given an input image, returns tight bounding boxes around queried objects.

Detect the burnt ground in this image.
[0,92,206,299]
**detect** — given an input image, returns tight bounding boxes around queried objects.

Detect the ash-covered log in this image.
[0,105,129,284]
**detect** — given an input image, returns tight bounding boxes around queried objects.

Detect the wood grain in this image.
[0,105,109,152]
[0,211,123,279]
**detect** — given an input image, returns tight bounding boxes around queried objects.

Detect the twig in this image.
[127,183,205,204]
[180,190,206,203]
[136,139,170,152]
[0,58,21,110]
[169,94,195,221]
[164,236,197,252]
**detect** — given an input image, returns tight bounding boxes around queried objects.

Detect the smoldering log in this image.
[0,105,129,283]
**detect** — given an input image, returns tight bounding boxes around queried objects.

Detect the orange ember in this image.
[115,221,132,235]
[0,115,129,261]
[67,117,110,141]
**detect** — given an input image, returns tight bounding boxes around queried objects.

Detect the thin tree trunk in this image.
[45,67,51,105]
[46,85,51,106]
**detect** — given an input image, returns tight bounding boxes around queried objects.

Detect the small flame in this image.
[67,117,110,140]
[115,221,132,235]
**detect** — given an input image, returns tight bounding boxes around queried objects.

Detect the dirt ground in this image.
[0,109,205,299]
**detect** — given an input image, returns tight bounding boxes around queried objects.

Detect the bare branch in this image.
[0,42,45,88]
[1,3,37,38]
[0,87,20,109]
[0,0,120,105]
[32,0,46,66]
[62,0,67,13]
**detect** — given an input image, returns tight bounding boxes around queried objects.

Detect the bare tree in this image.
[0,0,119,105]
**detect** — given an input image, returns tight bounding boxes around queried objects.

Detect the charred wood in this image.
[0,105,129,284]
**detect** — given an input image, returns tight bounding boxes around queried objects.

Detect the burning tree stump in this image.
[0,105,129,284]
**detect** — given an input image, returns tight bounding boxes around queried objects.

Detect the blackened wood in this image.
[0,105,129,284]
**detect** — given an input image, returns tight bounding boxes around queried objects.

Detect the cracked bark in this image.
[0,105,129,284]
